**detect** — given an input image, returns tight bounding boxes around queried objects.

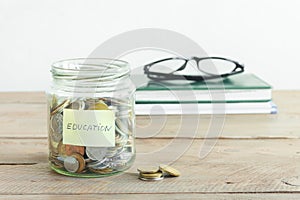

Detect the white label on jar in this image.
[62,109,115,147]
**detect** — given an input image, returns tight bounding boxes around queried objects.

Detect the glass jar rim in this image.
[52,58,129,72]
[51,58,130,81]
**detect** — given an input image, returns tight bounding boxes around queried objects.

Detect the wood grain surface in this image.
[0,91,300,199]
[0,91,299,139]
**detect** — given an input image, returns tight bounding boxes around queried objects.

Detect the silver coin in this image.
[87,157,107,167]
[115,132,128,147]
[108,151,133,162]
[110,161,127,170]
[115,125,127,137]
[87,159,110,170]
[105,146,125,158]
[118,151,133,161]
[139,176,164,181]
[49,131,62,143]
[50,113,63,133]
[105,148,118,158]
[50,113,63,142]
[84,98,100,110]
[116,119,128,133]
[64,156,79,173]
[86,147,107,161]
[67,100,85,110]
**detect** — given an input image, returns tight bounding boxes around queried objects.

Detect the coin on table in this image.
[65,144,85,156]
[85,147,107,161]
[140,172,163,178]
[159,164,180,177]
[137,166,160,174]
[51,99,70,116]
[139,176,164,181]
[64,153,85,173]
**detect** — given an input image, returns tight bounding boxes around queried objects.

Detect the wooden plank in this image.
[0,138,47,164]
[1,194,300,200]
[0,92,45,104]
[0,90,299,139]
[1,138,300,194]
[0,107,299,139]
[0,104,47,137]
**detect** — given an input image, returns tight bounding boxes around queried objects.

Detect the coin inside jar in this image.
[50,113,63,138]
[65,144,85,156]
[51,99,70,116]
[66,100,85,110]
[89,167,113,174]
[58,141,67,156]
[86,147,107,161]
[87,158,109,168]
[64,153,85,173]
[88,100,109,110]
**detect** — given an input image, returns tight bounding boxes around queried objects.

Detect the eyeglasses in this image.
[143,56,244,81]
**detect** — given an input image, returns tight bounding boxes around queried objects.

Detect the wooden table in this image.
[0,91,300,199]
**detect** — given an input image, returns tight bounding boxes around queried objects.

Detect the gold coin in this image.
[49,138,59,155]
[88,100,108,110]
[50,95,58,111]
[140,172,163,178]
[137,166,160,174]
[89,167,113,174]
[71,153,86,173]
[159,164,180,177]
[51,99,70,116]
[57,141,67,156]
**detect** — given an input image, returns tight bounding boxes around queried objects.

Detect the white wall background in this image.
[0,0,300,91]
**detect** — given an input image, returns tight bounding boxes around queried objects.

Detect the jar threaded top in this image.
[50,58,132,95]
[51,58,130,81]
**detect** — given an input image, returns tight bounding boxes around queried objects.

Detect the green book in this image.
[131,73,272,103]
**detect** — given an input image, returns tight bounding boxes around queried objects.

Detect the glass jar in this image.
[47,58,135,177]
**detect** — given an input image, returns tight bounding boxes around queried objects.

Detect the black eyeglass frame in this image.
[143,56,244,81]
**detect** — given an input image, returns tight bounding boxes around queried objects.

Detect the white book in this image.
[135,101,277,115]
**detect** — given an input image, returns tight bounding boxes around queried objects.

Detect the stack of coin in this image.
[137,165,180,181]
[137,166,164,181]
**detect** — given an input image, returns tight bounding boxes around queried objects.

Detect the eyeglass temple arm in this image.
[143,57,189,73]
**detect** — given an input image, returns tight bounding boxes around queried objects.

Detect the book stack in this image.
[131,73,277,115]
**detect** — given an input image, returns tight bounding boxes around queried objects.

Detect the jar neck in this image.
[51,58,131,95]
